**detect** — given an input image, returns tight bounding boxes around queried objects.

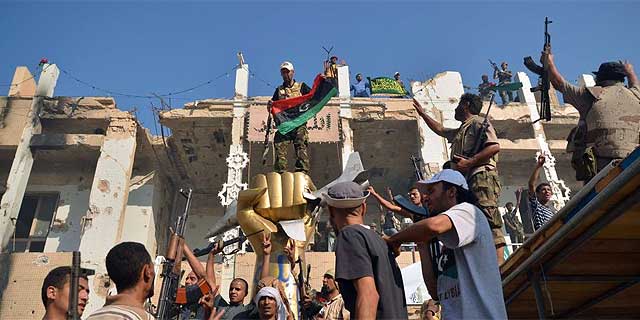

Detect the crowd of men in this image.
[39,48,639,319]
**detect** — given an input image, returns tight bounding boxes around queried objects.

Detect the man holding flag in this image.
[268,61,338,173]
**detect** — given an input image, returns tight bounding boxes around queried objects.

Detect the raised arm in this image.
[353,276,379,319]
[528,155,545,197]
[205,242,222,290]
[412,98,446,136]
[367,186,402,213]
[260,233,272,280]
[623,60,638,88]
[546,52,568,93]
[183,242,207,280]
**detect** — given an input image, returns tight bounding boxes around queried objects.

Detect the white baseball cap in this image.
[280,61,294,71]
[417,169,469,190]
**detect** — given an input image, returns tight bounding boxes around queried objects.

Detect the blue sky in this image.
[2,1,639,132]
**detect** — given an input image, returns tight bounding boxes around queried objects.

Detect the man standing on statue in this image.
[413,93,506,265]
[268,61,312,173]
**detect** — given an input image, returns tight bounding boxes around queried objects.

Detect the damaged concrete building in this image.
[0,62,584,318]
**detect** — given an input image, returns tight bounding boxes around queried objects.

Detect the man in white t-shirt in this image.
[386,169,507,319]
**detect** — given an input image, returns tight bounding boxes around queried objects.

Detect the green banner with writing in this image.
[367,77,407,95]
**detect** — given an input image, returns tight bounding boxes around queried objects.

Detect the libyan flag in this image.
[367,76,407,95]
[271,74,337,135]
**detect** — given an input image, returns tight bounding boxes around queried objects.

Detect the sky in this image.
[2,1,639,133]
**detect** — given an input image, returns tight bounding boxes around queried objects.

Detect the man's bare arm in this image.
[623,61,638,88]
[353,276,379,319]
[387,215,453,251]
[413,98,446,136]
[416,243,437,298]
[529,155,545,197]
[260,233,272,280]
[453,143,500,173]
[183,242,207,279]
[546,52,567,93]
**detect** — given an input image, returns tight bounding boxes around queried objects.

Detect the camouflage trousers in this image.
[469,170,506,246]
[273,125,310,174]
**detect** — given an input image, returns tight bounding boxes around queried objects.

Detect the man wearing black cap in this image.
[325,182,408,319]
[547,52,640,179]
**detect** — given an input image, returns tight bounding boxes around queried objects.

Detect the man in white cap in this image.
[268,61,312,173]
[385,169,507,319]
[325,181,408,319]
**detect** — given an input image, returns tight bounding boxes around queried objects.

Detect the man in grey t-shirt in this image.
[386,169,507,319]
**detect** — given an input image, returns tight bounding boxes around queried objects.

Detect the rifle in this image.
[452,93,496,180]
[524,16,553,122]
[67,251,80,320]
[489,59,500,72]
[157,188,193,320]
[262,111,272,166]
[296,258,310,320]
[191,229,263,258]
[410,155,425,181]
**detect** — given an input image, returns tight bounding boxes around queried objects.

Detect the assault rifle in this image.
[489,59,500,72]
[262,110,272,165]
[67,252,80,320]
[191,229,263,258]
[66,252,94,320]
[157,188,193,320]
[524,17,553,122]
[296,258,311,320]
[410,155,425,181]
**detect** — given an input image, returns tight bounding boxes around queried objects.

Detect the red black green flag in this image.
[271,74,337,135]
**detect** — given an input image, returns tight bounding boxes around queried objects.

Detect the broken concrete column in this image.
[515,72,571,210]
[338,65,350,100]
[78,117,137,313]
[0,64,59,252]
[338,66,354,169]
[121,175,157,253]
[411,72,464,174]
[7,66,36,97]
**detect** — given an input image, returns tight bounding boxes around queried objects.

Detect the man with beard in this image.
[41,266,90,320]
[86,242,155,319]
[315,269,349,320]
[413,93,505,264]
[385,170,507,319]
[528,154,557,230]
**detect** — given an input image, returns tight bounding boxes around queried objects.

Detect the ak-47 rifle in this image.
[489,59,500,72]
[191,229,263,258]
[157,188,193,320]
[410,155,425,181]
[262,109,273,166]
[66,251,80,320]
[524,17,553,122]
[296,258,311,320]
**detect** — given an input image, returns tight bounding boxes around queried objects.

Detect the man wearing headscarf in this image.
[254,287,288,320]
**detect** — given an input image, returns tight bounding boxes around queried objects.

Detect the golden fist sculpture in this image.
[236,172,318,316]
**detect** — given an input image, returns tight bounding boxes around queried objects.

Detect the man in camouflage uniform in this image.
[478,74,495,101]
[493,61,513,105]
[413,93,506,264]
[269,61,312,173]
[547,52,640,181]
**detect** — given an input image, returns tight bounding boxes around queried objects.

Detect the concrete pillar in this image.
[79,117,137,313]
[515,72,571,210]
[337,66,354,169]
[411,72,464,174]
[7,66,36,97]
[0,64,59,252]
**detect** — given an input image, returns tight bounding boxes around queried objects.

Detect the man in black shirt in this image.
[324,181,408,319]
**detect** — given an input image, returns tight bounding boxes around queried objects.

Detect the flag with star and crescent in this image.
[270,74,337,135]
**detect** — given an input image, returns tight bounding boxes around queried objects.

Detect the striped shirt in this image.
[529,196,556,230]
[86,305,154,320]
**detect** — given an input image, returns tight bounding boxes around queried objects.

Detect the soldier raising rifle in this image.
[413,93,506,265]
